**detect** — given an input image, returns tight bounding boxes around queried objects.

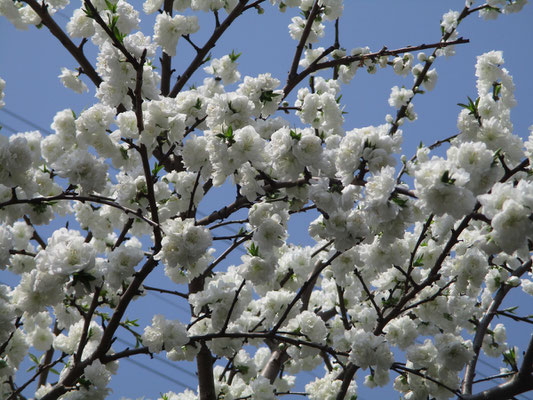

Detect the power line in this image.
[115,337,197,379]
[122,356,195,391]
[0,107,54,135]
[0,119,19,134]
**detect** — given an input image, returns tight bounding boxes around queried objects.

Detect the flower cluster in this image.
[0,1,531,400]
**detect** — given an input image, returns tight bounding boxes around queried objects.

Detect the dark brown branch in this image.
[186,169,202,219]
[160,0,174,96]
[40,257,159,400]
[37,323,62,388]
[272,251,342,334]
[354,267,383,320]
[0,193,158,228]
[393,364,464,398]
[336,284,350,330]
[203,234,252,277]
[83,0,140,68]
[142,284,188,299]
[7,354,66,400]
[461,334,533,399]
[74,285,102,364]
[112,218,135,251]
[462,259,532,395]
[282,38,469,101]
[169,0,251,97]
[23,215,47,249]
[100,345,151,363]
[22,0,102,87]
[287,0,321,82]
[335,363,357,400]
[220,280,246,334]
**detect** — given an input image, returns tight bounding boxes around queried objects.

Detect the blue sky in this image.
[1,1,533,399]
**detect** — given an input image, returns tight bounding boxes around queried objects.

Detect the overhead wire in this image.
[0,107,54,135]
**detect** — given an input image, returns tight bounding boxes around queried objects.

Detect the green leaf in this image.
[259,90,280,103]
[120,147,129,160]
[77,376,92,389]
[440,170,456,185]
[502,347,517,370]
[152,162,164,176]
[229,50,241,62]
[289,129,301,141]
[72,270,96,291]
[125,318,139,327]
[391,195,408,208]
[31,202,49,214]
[202,52,212,65]
[413,254,424,267]
[457,96,480,119]
[216,125,235,145]
[247,242,260,257]
[29,353,40,365]
[235,365,249,374]
[193,97,202,110]
[492,82,502,100]
[105,0,118,13]
[82,5,96,18]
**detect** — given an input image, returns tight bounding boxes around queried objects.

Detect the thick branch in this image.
[462,259,533,394]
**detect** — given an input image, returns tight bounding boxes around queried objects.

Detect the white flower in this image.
[347,328,394,370]
[66,8,95,38]
[253,218,286,251]
[319,0,343,20]
[441,10,460,33]
[250,376,276,400]
[0,224,14,269]
[37,228,96,276]
[388,86,413,109]
[291,310,327,343]
[0,77,5,108]
[204,54,241,85]
[53,149,108,194]
[59,67,88,94]
[143,0,163,14]
[84,360,111,389]
[384,315,418,350]
[142,314,188,353]
[160,219,212,268]
[435,333,473,371]
[154,13,199,56]
[288,16,324,44]
[475,51,504,82]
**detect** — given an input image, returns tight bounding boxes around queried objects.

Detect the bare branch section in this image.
[462,259,533,395]
[23,0,102,87]
[282,38,469,100]
[0,192,159,228]
[169,0,260,97]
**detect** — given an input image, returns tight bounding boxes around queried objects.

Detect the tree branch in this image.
[22,0,103,87]
[462,258,533,395]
